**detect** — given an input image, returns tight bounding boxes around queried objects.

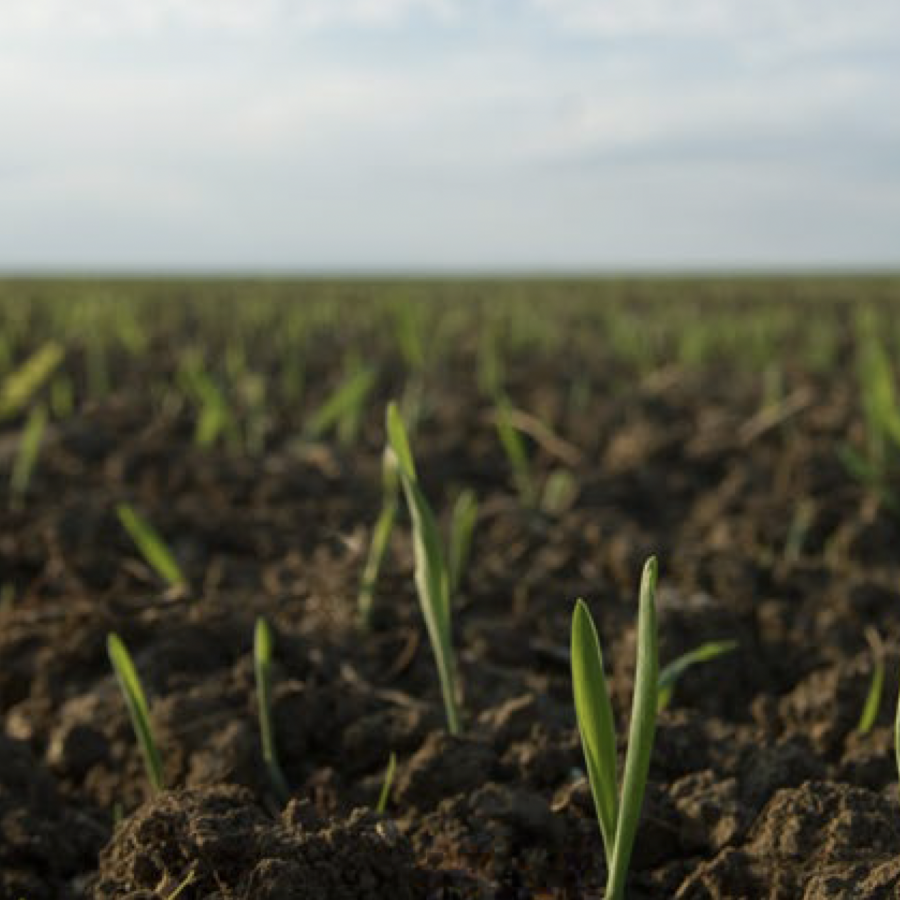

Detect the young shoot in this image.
[358,448,400,629]
[254,617,290,803]
[376,751,397,814]
[306,363,376,447]
[386,401,461,735]
[0,342,64,421]
[447,489,478,596]
[494,394,538,508]
[9,404,48,511]
[571,557,659,900]
[117,503,187,593]
[857,627,885,735]
[107,633,164,794]
[657,640,738,711]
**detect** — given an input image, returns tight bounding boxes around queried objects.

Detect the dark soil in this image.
[2,283,900,898]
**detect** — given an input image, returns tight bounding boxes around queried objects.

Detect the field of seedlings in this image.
[3,277,900,899]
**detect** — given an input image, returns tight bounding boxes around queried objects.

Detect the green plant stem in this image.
[254,617,290,803]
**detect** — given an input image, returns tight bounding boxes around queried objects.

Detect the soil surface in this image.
[2,282,900,898]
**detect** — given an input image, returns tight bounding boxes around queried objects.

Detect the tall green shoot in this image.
[107,633,164,793]
[571,558,659,900]
[254,617,290,803]
[386,402,460,735]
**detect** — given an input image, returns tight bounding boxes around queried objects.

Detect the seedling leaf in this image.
[107,632,164,793]
[571,599,619,864]
[117,503,187,591]
[386,402,460,734]
[657,640,738,711]
[254,617,290,803]
[376,751,397,814]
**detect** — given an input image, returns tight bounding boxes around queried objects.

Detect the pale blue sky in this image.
[1,0,898,271]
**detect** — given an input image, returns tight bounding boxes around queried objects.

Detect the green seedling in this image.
[376,751,397,814]
[179,365,238,450]
[571,557,659,900]
[386,401,461,735]
[107,633,164,793]
[358,448,400,628]
[541,468,578,517]
[447,489,478,596]
[254,617,290,803]
[0,342,64,421]
[117,503,187,592]
[9,404,48,511]
[839,311,900,510]
[657,640,739,711]
[857,627,885,735]
[495,394,538,508]
[306,364,376,447]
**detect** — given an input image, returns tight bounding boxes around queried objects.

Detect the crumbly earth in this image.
[1,283,900,898]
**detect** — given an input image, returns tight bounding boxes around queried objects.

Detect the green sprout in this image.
[358,448,400,629]
[657,640,739,711]
[107,633,164,794]
[306,363,376,447]
[495,394,538,508]
[0,342,64,421]
[117,503,187,592]
[9,404,48,511]
[447,489,478,596]
[857,627,885,735]
[178,364,238,450]
[376,751,397,814]
[839,310,900,510]
[571,557,659,900]
[386,401,461,735]
[254,617,290,803]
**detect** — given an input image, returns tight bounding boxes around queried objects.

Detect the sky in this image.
[1,0,898,272]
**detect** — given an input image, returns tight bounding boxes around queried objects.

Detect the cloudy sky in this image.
[1,0,898,271]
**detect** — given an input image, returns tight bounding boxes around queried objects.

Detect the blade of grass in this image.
[254,617,290,803]
[9,404,48,511]
[386,402,460,735]
[107,632,164,793]
[358,449,400,628]
[606,557,659,900]
[376,751,397,814]
[447,489,478,596]
[117,503,187,592]
[571,599,619,866]
[494,394,537,508]
[857,627,885,735]
[0,342,64,421]
[657,640,738,711]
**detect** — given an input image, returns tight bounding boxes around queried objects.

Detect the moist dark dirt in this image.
[2,287,900,898]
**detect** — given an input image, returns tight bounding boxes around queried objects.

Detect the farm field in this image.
[2,276,900,898]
